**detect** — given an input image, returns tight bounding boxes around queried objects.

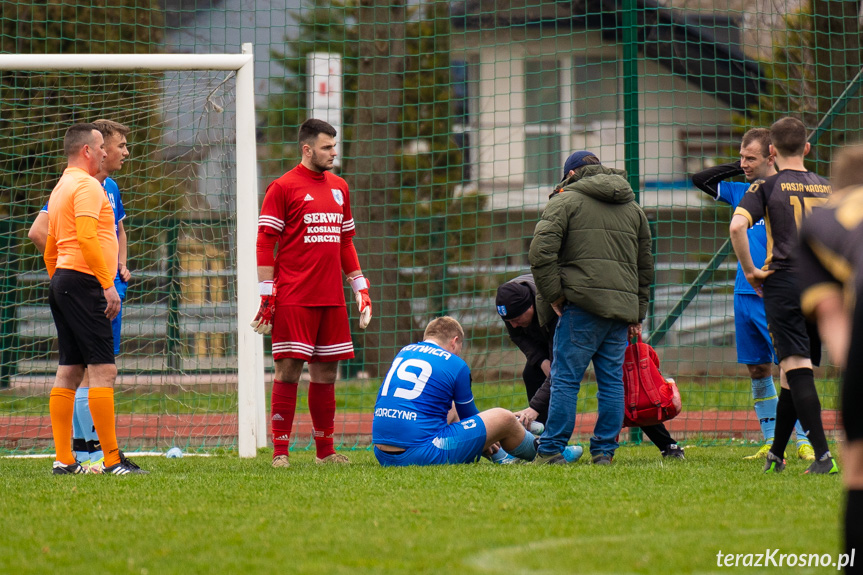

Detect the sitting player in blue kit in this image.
[372,316,550,466]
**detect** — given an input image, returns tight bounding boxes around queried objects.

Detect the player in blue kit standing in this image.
[372,317,545,466]
[692,127,814,461]
[730,117,836,474]
[29,119,136,473]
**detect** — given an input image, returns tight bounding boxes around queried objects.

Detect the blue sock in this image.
[509,430,538,461]
[751,376,778,443]
[72,388,89,462]
[489,449,513,463]
[794,421,812,447]
[75,388,103,461]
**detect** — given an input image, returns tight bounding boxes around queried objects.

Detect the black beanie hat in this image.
[495,282,533,320]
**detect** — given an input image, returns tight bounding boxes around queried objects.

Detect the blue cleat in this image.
[497,454,522,464]
[563,445,584,463]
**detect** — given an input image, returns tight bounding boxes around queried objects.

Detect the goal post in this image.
[0,44,266,458]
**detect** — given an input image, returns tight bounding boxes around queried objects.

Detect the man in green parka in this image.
[529,151,654,465]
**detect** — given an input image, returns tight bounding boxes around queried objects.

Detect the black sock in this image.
[72,438,87,453]
[787,368,830,459]
[770,387,797,459]
[846,490,863,574]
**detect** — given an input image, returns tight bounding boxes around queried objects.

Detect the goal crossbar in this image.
[0,44,266,458]
[0,53,252,72]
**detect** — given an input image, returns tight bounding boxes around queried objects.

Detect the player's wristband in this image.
[259,280,274,296]
[349,275,369,294]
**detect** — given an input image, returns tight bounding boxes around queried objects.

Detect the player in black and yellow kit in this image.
[798,144,863,570]
[729,117,837,475]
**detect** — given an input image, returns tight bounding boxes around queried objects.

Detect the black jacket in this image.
[501,274,557,414]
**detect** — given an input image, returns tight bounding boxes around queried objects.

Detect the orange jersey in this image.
[47,167,118,282]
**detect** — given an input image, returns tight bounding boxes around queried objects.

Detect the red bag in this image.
[622,335,682,427]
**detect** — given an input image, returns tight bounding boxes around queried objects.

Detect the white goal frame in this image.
[0,44,267,458]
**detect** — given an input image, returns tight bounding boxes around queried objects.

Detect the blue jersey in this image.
[718,180,767,295]
[372,341,478,448]
[102,177,126,236]
[42,177,127,289]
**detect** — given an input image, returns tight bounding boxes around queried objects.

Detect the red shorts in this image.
[272,305,354,363]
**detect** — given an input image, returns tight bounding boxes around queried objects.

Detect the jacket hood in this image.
[558,165,634,204]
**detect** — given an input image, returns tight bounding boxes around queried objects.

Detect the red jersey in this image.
[258,163,356,306]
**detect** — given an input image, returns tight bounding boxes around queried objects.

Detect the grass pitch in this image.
[0,445,843,574]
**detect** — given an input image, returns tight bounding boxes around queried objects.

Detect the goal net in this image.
[0,49,265,458]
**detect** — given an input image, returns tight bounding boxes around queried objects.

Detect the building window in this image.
[573,57,621,124]
[525,59,560,124]
[525,59,564,186]
[524,131,562,187]
[451,58,479,185]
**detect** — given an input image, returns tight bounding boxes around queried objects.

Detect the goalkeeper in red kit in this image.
[251,118,372,468]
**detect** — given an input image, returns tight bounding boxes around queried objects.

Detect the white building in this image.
[449,0,768,211]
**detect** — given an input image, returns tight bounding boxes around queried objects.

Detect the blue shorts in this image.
[111,302,122,356]
[373,416,487,467]
[112,279,127,356]
[734,293,777,366]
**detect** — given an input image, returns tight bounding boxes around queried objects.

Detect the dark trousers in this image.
[522,362,548,424]
[640,423,676,451]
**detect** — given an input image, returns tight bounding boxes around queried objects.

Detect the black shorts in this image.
[844,377,863,442]
[762,269,821,366]
[48,269,115,366]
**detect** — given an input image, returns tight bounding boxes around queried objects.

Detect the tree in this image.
[397,1,485,336]
[742,0,862,168]
[0,0,183,383]
[262,0,485,376]
[0,0,173,224]
[347,0,408,376]
[259,0,358,184]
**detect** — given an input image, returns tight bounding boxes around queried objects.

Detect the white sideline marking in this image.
[2,451,213,459]
[463,528,774,575]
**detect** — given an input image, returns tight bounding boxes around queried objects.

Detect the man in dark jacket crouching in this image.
[496,273,684,459]
[495,274,556,425]
[529,151,654,465]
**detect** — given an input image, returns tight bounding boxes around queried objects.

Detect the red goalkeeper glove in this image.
[250,280,276,335]
[350,275,372,329]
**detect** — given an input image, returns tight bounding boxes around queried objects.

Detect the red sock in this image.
[308,382,336,459]
[271,380,298,458]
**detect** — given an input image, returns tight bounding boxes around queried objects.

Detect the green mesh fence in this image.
[1,0,861,454]
[0,68,241,452]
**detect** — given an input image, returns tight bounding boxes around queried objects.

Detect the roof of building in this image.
[450,0,767,114]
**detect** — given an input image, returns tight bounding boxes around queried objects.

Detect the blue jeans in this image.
[538,304,628,457]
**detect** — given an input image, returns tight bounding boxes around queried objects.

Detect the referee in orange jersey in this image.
[43,123,146,475]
